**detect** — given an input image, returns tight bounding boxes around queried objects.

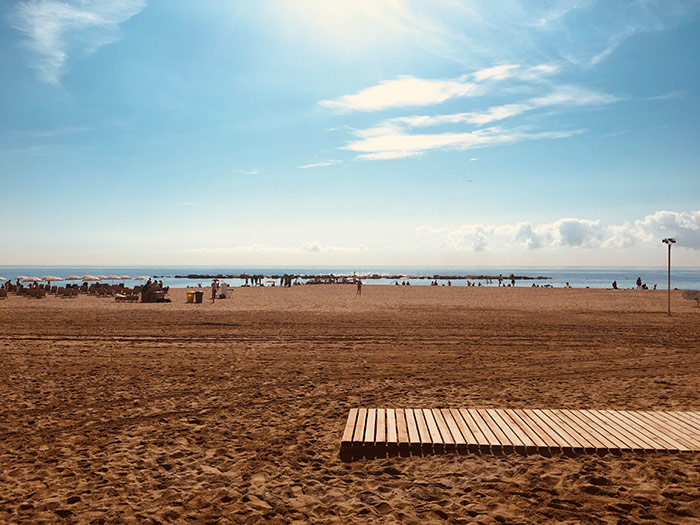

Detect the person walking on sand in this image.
[211,280,218,302]
[356,279,362,295]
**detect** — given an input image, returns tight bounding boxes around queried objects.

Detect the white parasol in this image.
[42,275,63,283]
[81,275,101,282]
[22,277,43,283]
[65,275,81,281]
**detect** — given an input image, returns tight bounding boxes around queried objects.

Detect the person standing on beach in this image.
[356,279,362,295]
[211,280,218,302]
[636,276,642,289]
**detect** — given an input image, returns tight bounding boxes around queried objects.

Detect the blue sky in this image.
[1,0,699,266]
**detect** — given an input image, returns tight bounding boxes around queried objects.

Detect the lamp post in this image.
[662,238,676,316]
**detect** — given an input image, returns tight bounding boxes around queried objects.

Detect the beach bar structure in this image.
[340,408,700,461]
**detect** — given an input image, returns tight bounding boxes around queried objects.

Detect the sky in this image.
[1,0,699,267]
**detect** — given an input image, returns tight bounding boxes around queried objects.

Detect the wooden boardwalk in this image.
[340,408,700,460]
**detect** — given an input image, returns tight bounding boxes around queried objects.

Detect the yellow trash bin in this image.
[186,290,195,303]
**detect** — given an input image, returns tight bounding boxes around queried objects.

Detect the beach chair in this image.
[0,289,7,299]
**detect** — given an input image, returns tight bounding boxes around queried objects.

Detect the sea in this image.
[1,266,699,290]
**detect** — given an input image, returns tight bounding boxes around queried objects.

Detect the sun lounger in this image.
[0,289,7,299]
[115,293,139,302]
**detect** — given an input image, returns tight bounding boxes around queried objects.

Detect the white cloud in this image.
[188,242,368,254]
[297,160,338,169]
[11,0,145,85]
[418,211,700,253]
[232,168,260,175]
[319,75,479,112]
[345,125,582,160]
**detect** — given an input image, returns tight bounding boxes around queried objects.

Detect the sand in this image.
[1,285,699,524]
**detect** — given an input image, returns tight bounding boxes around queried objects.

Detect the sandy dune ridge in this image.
[1,286,699,523]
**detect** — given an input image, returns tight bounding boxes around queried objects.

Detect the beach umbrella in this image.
[105,275,121,283]
[119,275,131,280]
[0,277,6,281]
[22,277,43,283]
[15,275,30,281]
[81,275,100,282]
[65,275,81,281]
[97,275,107,280]
[41,276,63,285]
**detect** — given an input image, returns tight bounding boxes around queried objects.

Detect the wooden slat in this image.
[507,410,552,451]
[572,409,636,451]
[395,409,408,445]
[468,409,508,452]
[484,409,526,453]
[413,408,431,445]
[453,409,487,451]
[423,409,444,446]
[561,409,626,451]
[496,409,539,453]
[533,409,590,452]
[664,411,700,437]
[433,409,456,447]
[647,411,700,449]
[404,408,420,448]
[376,408,386,444]
[364,409,376,444]
[617,410,687,452]
[514,409,562,451]
[352,408,367,444]
[545,409,602,451]
[386,408,398,446]
[596,410,663,450]
[681,411,700,430]
[587,409,649,451]
[441,409,466,447]
[341,408,358,445]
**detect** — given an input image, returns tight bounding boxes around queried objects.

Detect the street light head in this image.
[662,238,676,245]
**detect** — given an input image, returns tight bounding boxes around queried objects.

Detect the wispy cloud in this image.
[418,210,700,252]
[232,168,260,175]
[188,242,368,254]
[297,160,339,169]
[346,125,582,160]
[319,75,478,112]
[11,0,145,85]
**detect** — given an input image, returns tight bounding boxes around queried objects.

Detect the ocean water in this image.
[1,266,699,290]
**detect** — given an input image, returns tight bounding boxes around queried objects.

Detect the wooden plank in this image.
[494,409,537,454]
[634,411,697,449]
[341,408,358,445]
[664,411,700,436]
[453,409,486,452]
[506,409,551,452]
[578,410,643,451]
[681,411,700,430]
[423,409,444,450]
[646,411,700,450]
[441,409,467,450]
[534,409,591,452]
[617,410,688,452]
[386,408,398,446]
[596,410,663,450]
[364,409,376,444]
[395,409,409,444]
[352,408,367,444]
[549,409,606,451]
[404,408,421,451]
[514,409,562,451]
[469,409,510,453]
[485,409,529,453]
[413,408,431,444]
[433,409,456,446]
[376,408,386,444]
[562,409,628,451]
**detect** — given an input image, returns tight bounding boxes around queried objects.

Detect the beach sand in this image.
[1,285,699,523]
